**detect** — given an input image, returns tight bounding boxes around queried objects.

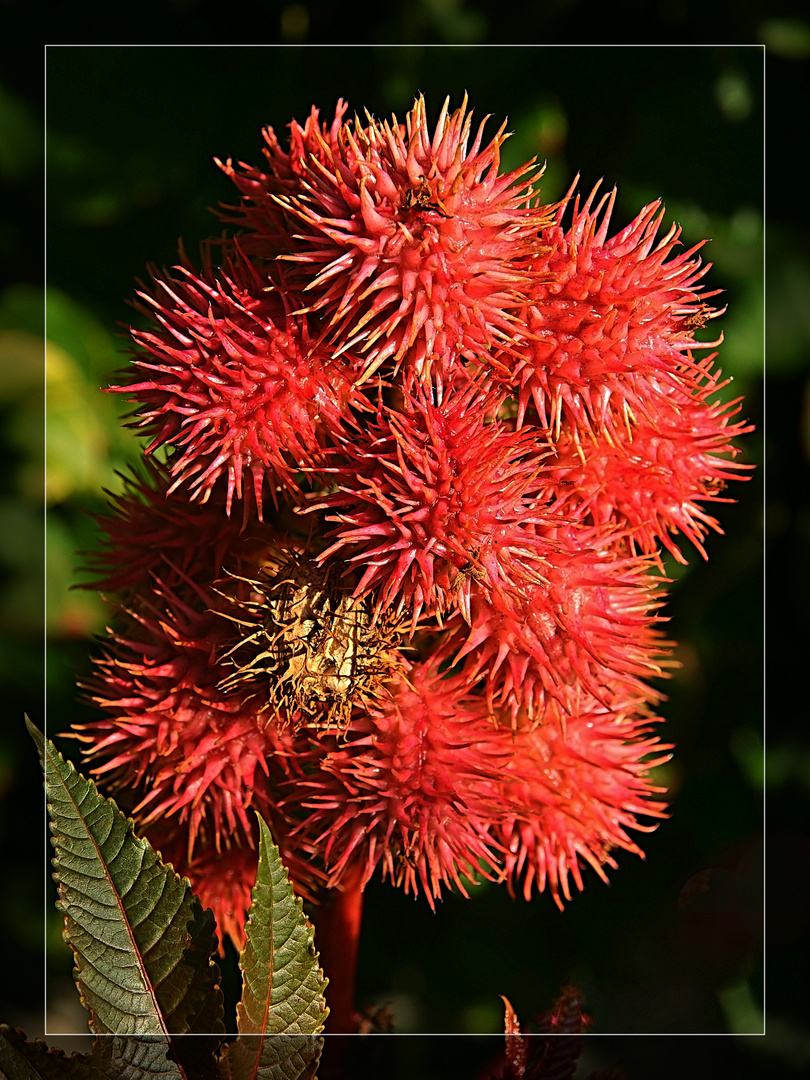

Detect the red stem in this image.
[313,860,365,1034]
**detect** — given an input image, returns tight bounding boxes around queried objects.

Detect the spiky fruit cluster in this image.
[79,95,752,950]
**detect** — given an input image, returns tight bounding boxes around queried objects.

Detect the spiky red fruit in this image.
[493,184,724,437]
[226,94,554,383]
[442,526,671,724]
[288,661,510,906]
[495,696,672,908]
[285,664,672,912]
[111,244,364,518]
[538,354,754,563]
[74,582,300,863]
[311,377,552,627]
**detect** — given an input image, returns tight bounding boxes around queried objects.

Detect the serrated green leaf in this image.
[87,1036,188,1080]
[218,1035,322,1080]
[237,814,328,1036]
[218,814,327,1080]
[27,719,225,1037]
[0,1027,185,1080]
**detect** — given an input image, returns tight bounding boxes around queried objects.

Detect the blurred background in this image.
[0,10,804,1076]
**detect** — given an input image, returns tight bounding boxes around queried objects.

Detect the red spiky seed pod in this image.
[538,355,754,564]
[283,664,672,913]
[288,661,510,906]
[310,377,553,628]
[110,242,364,518]
[247,94,555,383]
[74,582,299,862]
[495,696,672,908]
[492,183,724,439]
[442,526,672,724]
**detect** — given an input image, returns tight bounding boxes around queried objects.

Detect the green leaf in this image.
[219,813,327,1080]
[218,1037,322,1080]
[237,814,328,1036]
[0,1027,185,1080]
[88,1036,189,1080]
[27,719,225,1037]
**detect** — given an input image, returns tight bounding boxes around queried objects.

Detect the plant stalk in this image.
[315,860,365,1034]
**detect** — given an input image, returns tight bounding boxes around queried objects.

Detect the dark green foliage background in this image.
[2,28,803,1073]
